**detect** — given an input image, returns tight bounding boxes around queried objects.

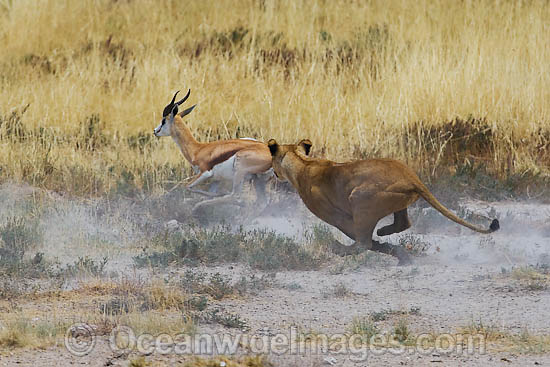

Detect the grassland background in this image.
[0,0,548,196]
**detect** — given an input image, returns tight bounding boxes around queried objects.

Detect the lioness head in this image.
[267,139,312,181]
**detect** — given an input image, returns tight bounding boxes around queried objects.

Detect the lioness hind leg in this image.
[377,209,411,236]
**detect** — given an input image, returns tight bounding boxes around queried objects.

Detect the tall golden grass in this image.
[0,0,548,196]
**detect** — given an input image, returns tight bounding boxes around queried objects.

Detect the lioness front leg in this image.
[349,189,412,265]
[328,208,377,257]
[331,239,368,256]
[306,187,367,256]
[371,241,412,266]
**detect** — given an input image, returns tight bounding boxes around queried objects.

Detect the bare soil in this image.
[1,185,549,367]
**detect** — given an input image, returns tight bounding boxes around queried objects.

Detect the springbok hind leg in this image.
[191,170,247,214]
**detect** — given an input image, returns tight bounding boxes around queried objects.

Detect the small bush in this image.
[183,356,272,367]
[61,256,108,277]
[510,265,550,291]
[350,317,378,342]
[180,271,274,300]
[0,216,43,276]
[0,319,32,348]
[322,281,351,299]
[205,273,234,300]
[0,279,24,299]
[245,229,321,270]
[461,319,505,342]
[398,234,431,256]
[307,224,336,248]
[180,270,208,293]
[393,319,411,343]
[188,296,208,311]
[180,270,235,300]
[96,279,189,315]
[129,357,150,367]
[234,273,276,296]
[282,282,302,291]
[370,307,420,321]
[135,226,327,271]
[203,308,248,330]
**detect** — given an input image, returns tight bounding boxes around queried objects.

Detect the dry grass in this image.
[510,266,550,291]
[0,277,195,351]
[184,356,272,367]
[0,0,548,196]
[0,316,72,350]
[459,321,550,354]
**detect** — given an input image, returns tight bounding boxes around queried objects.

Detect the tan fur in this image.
[268,139,499,264]
[163,113,272,211]
[170,114,272,174]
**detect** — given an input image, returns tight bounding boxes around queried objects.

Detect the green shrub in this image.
[0,216,43,276]
[135,226,327,271]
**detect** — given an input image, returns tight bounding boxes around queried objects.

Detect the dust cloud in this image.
[0,182,548,269]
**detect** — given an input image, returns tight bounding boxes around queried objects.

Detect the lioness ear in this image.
[298,139,312,156]
[267,139,278,156]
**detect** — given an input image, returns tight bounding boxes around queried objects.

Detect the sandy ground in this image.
[1,184,549,366]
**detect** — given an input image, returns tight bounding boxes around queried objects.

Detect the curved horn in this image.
[170,90,180,105]
[176,89,191,105]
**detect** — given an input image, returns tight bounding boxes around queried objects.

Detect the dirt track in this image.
[1,185,550,366]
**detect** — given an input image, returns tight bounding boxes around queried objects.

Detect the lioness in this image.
[267,139,500,265]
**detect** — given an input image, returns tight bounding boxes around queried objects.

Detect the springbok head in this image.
[154,89,196,137]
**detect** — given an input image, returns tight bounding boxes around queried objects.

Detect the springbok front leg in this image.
[192,149,271,213]
[186,170,224,197]
[251,168,273,206]
[191,168,247,213]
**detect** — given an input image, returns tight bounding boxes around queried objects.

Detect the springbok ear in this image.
[179,104,196,118]
[297,139,312,156]
[267,139,278,156]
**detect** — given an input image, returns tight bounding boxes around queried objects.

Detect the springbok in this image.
[153,89,272,211]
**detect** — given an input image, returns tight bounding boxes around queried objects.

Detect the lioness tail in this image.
[414,183,499,234]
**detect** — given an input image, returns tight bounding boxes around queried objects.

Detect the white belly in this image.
[211,155,236,181]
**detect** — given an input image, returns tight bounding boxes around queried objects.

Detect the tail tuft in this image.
[489,219,500,232]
